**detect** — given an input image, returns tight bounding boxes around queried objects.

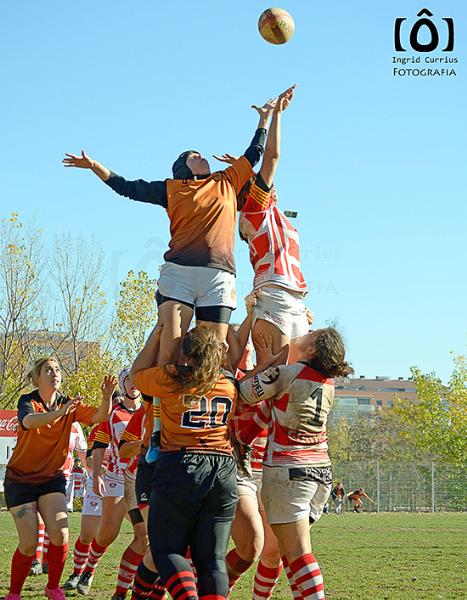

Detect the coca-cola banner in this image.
[0,410,18,437]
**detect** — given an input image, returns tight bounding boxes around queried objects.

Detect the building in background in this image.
[331,376,418,422]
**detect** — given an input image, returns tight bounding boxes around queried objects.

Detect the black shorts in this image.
[4,473,67,509]
[135,459,155,507]
[148,451,237,563]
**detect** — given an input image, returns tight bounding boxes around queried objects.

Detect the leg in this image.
[252,318,290,365]
[156,300,193,366]
[63,503,101,589]
[146,299,193,463]
[38,492,70,592]
[272,520,325,600]
[253,510,282,600]
[227,493,264,591]
[8,502,39,595]
[77,495,127,595]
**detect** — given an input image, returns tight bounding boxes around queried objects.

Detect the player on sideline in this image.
[3,357,115,600]
[239,329,353,599]
[129,324,238,600]
[63,103,272,460]
[71,369,142,597]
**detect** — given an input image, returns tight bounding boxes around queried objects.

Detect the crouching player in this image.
[239,329,353,599]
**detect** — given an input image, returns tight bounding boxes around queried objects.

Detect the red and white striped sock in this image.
[282,556,302,599]
[42,532,50,565]
[83,539,108,575]
[225,548,253,591]
[253,561,282,599]
[114,546,145,596]
[35,523,45,560]
[73,538,92,576]
[289,554,325,599]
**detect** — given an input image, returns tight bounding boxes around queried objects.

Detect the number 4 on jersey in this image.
[181,396,233,429]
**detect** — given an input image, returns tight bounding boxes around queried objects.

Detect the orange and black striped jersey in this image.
[134,367,238,454]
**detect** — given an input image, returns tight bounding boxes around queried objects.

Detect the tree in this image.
[394,355,467,465]
[0,213,45,406]
[111,270,158,366]
[46,234,108,375]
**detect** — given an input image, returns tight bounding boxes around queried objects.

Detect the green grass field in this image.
[0,512,465,599]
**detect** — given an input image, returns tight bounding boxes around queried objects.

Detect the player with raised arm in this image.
[240,329,353,599]
[3,357,114,600]
[63,102,271,461]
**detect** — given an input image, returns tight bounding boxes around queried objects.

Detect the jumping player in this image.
[239,329,353,599]
[215,84,308,365]
[130,324,238,600]
[63,101,271,461]
[3,357,115,600]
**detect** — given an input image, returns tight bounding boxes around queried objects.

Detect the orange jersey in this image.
[165,157,253,273]
[134,367,238,454]
[6,390,96,484]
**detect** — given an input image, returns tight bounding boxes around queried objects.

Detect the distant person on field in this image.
[331,482,345,514]
[347,488,374,513]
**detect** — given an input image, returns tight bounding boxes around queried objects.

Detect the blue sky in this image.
[1,1,466,381]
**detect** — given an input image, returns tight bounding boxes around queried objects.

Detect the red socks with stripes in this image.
[73,537,91,576]
[253,561,282,599]
[114,546,145,596]
[285,553,325,599]
[83,539,108,574]
[9,548,35,595]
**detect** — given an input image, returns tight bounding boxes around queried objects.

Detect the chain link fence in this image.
[331,461,466,512]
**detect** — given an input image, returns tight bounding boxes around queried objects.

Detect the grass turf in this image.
[0,511,465,599]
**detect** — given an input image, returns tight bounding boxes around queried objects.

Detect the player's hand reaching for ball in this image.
[275,84,296,113]
[251,97,277,118]
[63,149,95,169]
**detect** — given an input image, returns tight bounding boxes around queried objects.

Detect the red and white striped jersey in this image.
[63,422,87,477]
[240,363,334,468]
[93,400,140,478]
[72,466,86,494]
[239,179,307,293]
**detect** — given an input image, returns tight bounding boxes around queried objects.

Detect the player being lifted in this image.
[63,100,272,459]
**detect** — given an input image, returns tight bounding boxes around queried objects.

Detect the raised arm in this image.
[130,324,162,385]
[242,98,277,167]
[259,84,296,188]
[90,375,117,424]
[63,149,167,206]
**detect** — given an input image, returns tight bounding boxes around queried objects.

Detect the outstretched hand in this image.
[62,150,94,169]
[101,375,118,401]
[275,84,296,113]
[212,153,239,165]
[251,97,277,119]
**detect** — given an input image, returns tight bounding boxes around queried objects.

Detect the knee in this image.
[18,539,38,556]
[235,532,263,563]
[48,528,69,547]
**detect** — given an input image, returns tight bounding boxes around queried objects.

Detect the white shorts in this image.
[237,470,264,509]
[82,488,103,517]
[253,286,308,338]
[158,262,237,309]
[261,465,332,525]
[102,472,125,498]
